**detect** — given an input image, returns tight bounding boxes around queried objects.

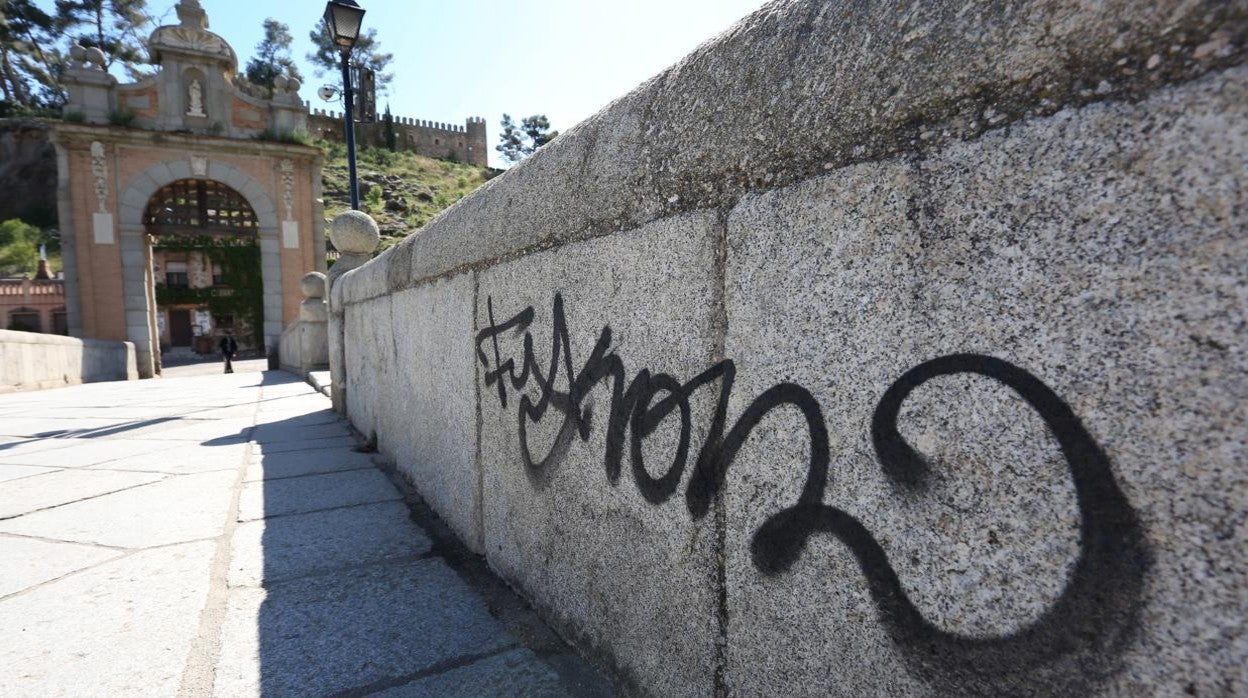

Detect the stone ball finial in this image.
[286,77,302,93]
[70,44,87,63]
[274,75,289,92]
[301,271,327,299]
[329,210,380,256]
[84,46,106,68]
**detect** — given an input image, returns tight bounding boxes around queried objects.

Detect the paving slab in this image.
[244,447,375,481]
[0,470,237,548]
[237,468,401,521]
[0,469,164,519]
[0,535,122,597]
[135,418,257,443]
[256,394,333,413]
[373,648,568,697]
[184,404,264,421]
[159,357,270,379]
[227,501,432,587]
[0,437,81,458]
[250,421,353,445]
[0,463,59,483]
[308,370,331,396]
[0,417,133,437]
[25,406,176,420]
[213,560,516,697]
[252,407,339,428]
[0,541,216,697]
[143,399,256,412]
[0,438,186,468]
[250,434,357,455]
[90,441,248,475]
[255,389,323,404]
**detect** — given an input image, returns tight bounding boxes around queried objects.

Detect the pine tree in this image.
[54,0,152,81]
[307,19,392,95]
[243,18,301,97]
[382,103,396,151]
[521,115,557,149]
[0,0,61,108]
[496,113,558,164]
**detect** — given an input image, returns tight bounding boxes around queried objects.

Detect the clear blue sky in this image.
[43,0,770,167]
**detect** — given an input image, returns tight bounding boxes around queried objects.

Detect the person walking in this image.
[219,331,238,374]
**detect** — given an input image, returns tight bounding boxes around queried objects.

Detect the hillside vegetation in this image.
[318,140,493,250]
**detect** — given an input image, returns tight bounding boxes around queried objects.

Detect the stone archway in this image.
[144,178,266,359]
[117,159,282,375]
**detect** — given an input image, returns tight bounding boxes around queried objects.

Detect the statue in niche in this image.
[187,78,206,117]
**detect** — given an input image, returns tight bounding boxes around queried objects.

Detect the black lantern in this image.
[323,0,366,52]
[323,0,366,209]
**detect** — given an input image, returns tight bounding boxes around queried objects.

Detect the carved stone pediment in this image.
[149,25,237,70]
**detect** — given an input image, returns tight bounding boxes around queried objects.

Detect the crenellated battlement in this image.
[307,111,488,166]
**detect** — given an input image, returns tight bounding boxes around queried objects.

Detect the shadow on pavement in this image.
[0,417,185,447]
[213,370,609,696]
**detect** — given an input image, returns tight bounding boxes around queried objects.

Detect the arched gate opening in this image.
[144,178,265,357]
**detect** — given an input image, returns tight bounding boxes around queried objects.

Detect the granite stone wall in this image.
[0,329,137,393]
[331,0,1247,694]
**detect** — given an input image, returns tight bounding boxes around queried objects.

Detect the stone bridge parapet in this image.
[327,1,1247,694]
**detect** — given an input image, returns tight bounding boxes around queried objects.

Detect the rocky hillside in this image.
[318,140,494,250]
[0,120,58,228]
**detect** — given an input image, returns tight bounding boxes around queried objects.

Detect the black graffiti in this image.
[476,293,1149,692]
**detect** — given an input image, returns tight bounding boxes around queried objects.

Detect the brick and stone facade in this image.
[0,278,66,335]
[52,0,325,378]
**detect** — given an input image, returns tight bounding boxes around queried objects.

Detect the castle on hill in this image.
[308,111,488,168]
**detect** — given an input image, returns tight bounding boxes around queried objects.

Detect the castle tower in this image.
[465,117,488,167]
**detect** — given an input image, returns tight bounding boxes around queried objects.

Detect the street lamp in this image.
[323,0,366,210]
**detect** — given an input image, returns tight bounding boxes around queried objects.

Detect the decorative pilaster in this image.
[280,159,298,249]
[90,142,114,245]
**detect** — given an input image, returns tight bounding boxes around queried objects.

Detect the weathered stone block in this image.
[338,246,391,305]
[477,212,721,695]
[342,293,395,445]
[344,273,482,550]
[0,330,137,393]
[721,65,1247,696]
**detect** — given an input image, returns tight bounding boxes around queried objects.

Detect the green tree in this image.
[0,218,42,277]
[382,102,396,151]
[0,0,61,107]
[496,113,558,164]
[243,18,301,97]
[54,0,152,80]
[307,19,392,95]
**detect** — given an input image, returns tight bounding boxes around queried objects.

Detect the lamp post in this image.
[323,0,366,210]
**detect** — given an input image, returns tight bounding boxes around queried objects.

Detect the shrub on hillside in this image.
[0,219,43,277]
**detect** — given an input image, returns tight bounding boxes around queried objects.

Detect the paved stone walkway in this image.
[0,371,583,696]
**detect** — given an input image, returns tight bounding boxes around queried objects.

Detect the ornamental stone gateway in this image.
[51,0,325,377]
